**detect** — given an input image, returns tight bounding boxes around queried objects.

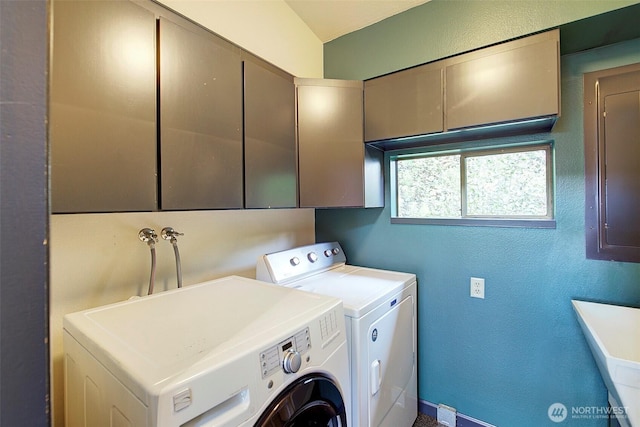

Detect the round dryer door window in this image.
[255,374,347,426]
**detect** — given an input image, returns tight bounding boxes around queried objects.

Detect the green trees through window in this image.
[394,143,553,223]
[397,154,461,218]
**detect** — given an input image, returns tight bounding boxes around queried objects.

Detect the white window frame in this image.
[390,141,556,228]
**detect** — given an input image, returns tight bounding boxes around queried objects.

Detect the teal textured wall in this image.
[318,3,640,426]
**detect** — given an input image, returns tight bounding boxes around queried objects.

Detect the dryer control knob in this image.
[307,252,318,263]
[282,350,302,374]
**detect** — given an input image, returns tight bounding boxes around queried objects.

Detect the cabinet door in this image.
[297,79,382,208]
[446,29,559,130]
[50,0,157,213]
[365,63,443,142]
[585,64,640,262]
[159,17,243,210]
[243,56,297,208]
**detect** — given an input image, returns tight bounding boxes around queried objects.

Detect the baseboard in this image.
[419,400,496,427]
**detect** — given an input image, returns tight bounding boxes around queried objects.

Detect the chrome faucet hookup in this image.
[138,228,158,295]
[138,228,158,245]
[161,227,184,289]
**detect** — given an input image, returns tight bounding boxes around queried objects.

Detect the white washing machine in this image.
[256,242,417,427]
[63,275,351,427]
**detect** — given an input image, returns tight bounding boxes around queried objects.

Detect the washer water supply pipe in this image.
[161,227,184,288]
[138,228,158,295]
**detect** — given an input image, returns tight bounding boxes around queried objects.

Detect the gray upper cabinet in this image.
[446,29,560,130]
[50,0,157,213]
[51,1,245,213]
[363,29,560,149]
[159,17,243,210]
[243,55,297,208]
[297,79,383,208]
[364,62,443,142]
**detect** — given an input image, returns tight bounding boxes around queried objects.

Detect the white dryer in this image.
[63,275,351,427]
[256,242,417,427]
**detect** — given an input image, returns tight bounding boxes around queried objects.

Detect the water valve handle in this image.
[161,227,183,242]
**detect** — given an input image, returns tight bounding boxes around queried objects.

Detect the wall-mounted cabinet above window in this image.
[445,30,560,131]
[365,29,560,150]
[364,62,443,142]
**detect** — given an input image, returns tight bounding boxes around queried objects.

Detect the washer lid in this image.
[63,276,342,403]
[285,265,416,318]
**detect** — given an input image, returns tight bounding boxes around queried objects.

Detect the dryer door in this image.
[255,374,347,426]
[368,293,415,426]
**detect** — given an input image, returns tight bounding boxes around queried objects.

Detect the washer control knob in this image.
[324,249,333,257]
[290,257,300,266]
[307,252,318,263]
[282,350,302,374]
[332,248,340,255]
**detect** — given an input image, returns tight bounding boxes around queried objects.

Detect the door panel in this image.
[244,57,297,208]
[602,88,640,247]
[584,64,640,262]
[159,17,243,210]
[297,81,365,208]
[446,32,559,130]
[367,295,415,426]
[50,0,157,212]
[365,64,443,141]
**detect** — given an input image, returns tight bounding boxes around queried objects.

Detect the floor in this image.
[413,413,440,427]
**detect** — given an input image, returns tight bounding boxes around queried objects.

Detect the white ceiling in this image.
[284,0,430,43]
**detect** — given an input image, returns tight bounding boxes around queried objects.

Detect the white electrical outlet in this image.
[470,277,485,299]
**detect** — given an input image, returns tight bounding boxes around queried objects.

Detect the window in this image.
[391,142,555,227]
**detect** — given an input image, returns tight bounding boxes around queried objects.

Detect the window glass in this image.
[392,142,553,226]
[397,155,460,217]
[465,150,549,217]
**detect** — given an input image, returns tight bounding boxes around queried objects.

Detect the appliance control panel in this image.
[260,327,310,378]
[257,242,346,284]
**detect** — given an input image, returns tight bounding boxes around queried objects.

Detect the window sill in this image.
[391,217,556,229]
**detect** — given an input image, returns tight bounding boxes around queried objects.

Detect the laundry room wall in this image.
[317,1,640,426]
[49,2,322,426]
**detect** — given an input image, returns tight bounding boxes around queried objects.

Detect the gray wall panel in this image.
[0,0,49,425]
